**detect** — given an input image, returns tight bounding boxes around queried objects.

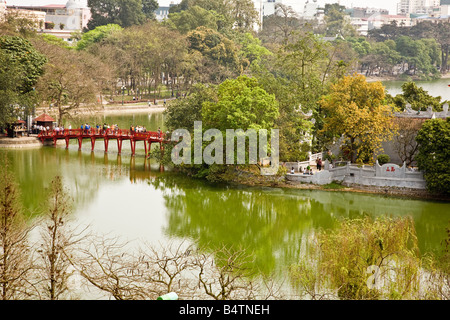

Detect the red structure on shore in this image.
[38,128,166,156]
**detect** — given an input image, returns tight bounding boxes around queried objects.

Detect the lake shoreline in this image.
[1,136,446,201]
[366,72,450,83]
[218,168,449,202]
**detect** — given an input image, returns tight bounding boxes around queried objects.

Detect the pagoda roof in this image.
[34,113,55,122]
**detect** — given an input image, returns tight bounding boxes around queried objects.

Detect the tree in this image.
[258,4,302,45]
[87,0,147,29]
[322,3,357,37]
[0,35,47,94]
[164,83,215,132]
[319,74,396,164]
[142,0,159,19]
[76,24,123,51]
[193,245,257,300]
[291,217,423,299]
[187,26,242,81]
[0,157,33,300]
[0,36,46,128]
[234,32,271,70]
[386,81,444,112]
[202,75,278,132]
[34,40,102,125]
[168,5,225,34]
[392,118,423,167]
[230,0,260,32]
[415,118,450,195]
[34,176,86,300]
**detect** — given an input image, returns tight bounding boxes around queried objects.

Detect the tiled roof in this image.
[34,113,55,122]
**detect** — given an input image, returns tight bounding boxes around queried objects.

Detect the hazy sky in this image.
[5,0,400,15]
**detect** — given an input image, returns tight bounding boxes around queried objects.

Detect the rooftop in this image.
[34,113,55,122]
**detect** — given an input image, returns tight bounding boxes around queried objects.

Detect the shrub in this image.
[377,154,390,166]
[291,217,424,300]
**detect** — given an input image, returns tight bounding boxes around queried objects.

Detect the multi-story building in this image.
[368,13,412,29]
[397,0,441,15]
[6,0,91,43]
[440,0,450,15]
[1,0,46,27]
[348,7,389,18]
[350,17,369,35]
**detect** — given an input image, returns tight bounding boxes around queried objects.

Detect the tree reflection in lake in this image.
[1,147,449,278]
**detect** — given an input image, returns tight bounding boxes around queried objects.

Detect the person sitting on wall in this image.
[291,167,295,174]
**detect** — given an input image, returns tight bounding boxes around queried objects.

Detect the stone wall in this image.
[286,160,427,189]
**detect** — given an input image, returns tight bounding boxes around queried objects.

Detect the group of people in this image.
[33,124,73,134]
[289,157,323,175]
[129,125,148,133]
[32,124,50,134]
[78,123,121,134]
[35,122,163,137]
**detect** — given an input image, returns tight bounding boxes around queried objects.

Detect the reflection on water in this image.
[383,77,450,101]
[1,109,449,277]
[1,145,449,277]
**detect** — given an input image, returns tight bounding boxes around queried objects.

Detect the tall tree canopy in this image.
[415,118,450,195]
[202,75,279,131]
[0,36,47,128]
[87,0,158,30]
[320,74,397,163]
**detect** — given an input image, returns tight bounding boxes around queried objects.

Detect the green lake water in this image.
[2,110,449,281]
[382,77,450,101]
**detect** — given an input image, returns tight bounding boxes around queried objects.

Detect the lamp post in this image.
[121,85,126,105]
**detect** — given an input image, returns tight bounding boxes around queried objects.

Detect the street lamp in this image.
[121,85,126,105]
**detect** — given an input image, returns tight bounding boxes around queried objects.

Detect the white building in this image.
[155,6,170,21]
[7,0,90,31]
[303,0,319,19]
[368,13,412,29]
[350,17,369,35]
[397,0,441,15]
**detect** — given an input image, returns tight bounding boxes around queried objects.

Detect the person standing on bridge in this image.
[157,127,161,138]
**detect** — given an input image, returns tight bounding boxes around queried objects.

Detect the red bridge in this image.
[37,128,167,156]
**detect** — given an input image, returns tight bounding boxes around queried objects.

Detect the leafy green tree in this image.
[202,75,278,131]
[230,0,260,32]
[322,3,357,37]
[167,5,224,33]
[395,36,439,78]
[87,0,147,29]
[164,83,215,132]
[187,26,242,80]
[142,0,159,19]
[234,32,271,69]
[76,24,123,50]
[415,118,450,195]
[386,81,444,112]
[0,36,47,93]
[0,36,46,128]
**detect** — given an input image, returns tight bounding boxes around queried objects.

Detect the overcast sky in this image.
[5,0,400,15]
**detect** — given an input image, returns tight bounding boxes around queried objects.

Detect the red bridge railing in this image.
[37,128,167,156]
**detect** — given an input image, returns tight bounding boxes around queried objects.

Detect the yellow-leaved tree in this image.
[320,73,397,164]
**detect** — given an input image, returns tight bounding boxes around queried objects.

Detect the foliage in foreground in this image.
[290,216,449,300]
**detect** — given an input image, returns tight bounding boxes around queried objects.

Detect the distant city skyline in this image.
[5,0,401,15]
